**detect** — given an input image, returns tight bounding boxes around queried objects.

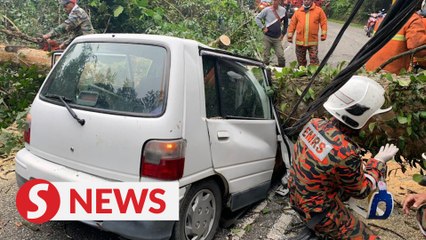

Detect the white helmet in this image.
[323,76,391,129]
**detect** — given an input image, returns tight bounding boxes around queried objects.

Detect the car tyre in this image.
[173,180,222,240]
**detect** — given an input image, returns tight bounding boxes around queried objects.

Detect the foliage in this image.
[80,0,263,58]
[0,62,46,128]
[271,61,347,121]
[0,0,64,44]
[378,72,426,184]
[0,63,46,155]
[327,0,391,24]
[1,0,263,58]
[0,112,27,156]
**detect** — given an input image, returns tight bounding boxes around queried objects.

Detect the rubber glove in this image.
[374,143,399,163]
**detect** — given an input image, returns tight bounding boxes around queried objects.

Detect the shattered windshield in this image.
[41,42,168,116]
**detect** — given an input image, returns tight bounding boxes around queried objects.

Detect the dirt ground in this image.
[354,161,425,240]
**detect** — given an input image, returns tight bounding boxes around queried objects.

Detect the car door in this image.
[202,53,277,199]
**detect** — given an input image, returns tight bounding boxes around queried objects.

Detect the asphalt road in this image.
[0,22,375,240]
[282,21,369,66]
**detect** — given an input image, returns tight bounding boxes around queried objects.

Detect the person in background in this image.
[282,0,294,19]
[287,0,327,66]
[413,0,426,71]
[402,153,426,236]
[288,76,399,239]
[255,0,288,67]
[42,0,94,49]
[365,0,426,74]
[402,152,426,215]
[403,192,426,214]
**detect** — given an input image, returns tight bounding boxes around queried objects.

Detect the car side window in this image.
[203,57,220,118]
[202,56,271,119]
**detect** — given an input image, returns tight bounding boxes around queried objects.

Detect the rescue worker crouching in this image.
[288,76,399,239]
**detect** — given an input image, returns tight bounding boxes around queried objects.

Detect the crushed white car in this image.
[15,34,292,240]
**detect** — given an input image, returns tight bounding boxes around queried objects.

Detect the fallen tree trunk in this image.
[0,44,50,68]
[208,34,231,49]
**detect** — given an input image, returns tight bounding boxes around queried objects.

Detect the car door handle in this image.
[217,131,230,140]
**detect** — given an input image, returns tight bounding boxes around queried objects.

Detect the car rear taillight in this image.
[24,113,31,144]
[141,139,186,180]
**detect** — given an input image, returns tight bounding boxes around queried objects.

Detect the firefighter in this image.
[414,0,426,70]
[365,0,426,74]
[288,76,399,239]
[287,0,327,66]
[42,0,94,49]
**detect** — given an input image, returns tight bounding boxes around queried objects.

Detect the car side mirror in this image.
[51,50,63,68]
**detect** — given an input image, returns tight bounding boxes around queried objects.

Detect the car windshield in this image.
[41,42,168,116]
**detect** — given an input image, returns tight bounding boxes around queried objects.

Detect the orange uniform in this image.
[287,3,328,46]
[414,17,426,69]
[365,13,426,74]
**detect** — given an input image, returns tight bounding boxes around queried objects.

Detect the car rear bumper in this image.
[15,149,175,240]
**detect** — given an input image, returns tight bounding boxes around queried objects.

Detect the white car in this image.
[15,34,292,240]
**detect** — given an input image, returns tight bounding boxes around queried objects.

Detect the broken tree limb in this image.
[0,44,50,68]
[208,34,231,48]
[0,28,40,44]
[1,15,21,33]
[375,45,426,73]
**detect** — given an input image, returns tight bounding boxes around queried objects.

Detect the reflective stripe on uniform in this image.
[392,34,406,41]
[364,174,377,192]
[305,11,310,46]
[296,41,319,45]
[372,31,406,41]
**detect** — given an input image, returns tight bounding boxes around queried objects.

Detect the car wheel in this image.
[173,180,222,240]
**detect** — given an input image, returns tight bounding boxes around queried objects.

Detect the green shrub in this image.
[0,63,46,155]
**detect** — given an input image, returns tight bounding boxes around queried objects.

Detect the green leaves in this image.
[397,116,408,124]
[0,63,43,155]
[368,122,376,132]
[265,86,274,97]
[113,5,124,17]
[397,77,411,87]
[384,73,394,82]
[0,63,46,129]
[413,174,426,186]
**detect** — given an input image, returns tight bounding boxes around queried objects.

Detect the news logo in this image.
[16,179,60,224]
[16,179,179,224]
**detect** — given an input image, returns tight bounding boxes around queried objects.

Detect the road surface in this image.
[281,21,369,66]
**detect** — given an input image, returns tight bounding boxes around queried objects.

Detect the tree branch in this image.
[375,45,426,73]
[164,0,185,21]
[1,15,21,32]
[0,25,40,44]
[103,15,111,33]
